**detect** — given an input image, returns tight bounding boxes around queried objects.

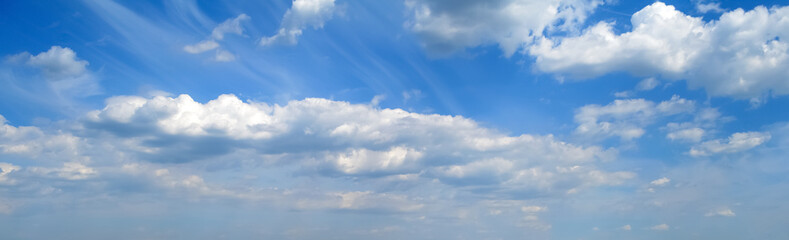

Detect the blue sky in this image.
[1,0,789,239]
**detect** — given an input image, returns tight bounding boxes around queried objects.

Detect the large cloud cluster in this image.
[530,2,789,99]
[0,94,640,216]
[84,94,628,194]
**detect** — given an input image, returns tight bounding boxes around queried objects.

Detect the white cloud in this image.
[574,95,695,140]
[696,0,724,13]
[260,0,336,46]
[211,13,250,40]
[329,147,423,175]
[295,191,424,212]
[0,162,20,185]
[183,40,219,54]
[370,94,386,106]
[405,0,604,56]
[689,131,771,156]
[0,114,83,160]
[650,177,670,186]
[184,14,249,61]
[613,91,632,98]
[30,162,97,180]
[5,46,100,97]
[667,127,705,142]
[636,77,659,91]
[705,208,736,217]
[84,94,628,194]
[650,223,670,231]
[530,2,789,99]
[214,49,236,62]
[521,205,547,213]
[25,46,88,79]
[620,224,631,230]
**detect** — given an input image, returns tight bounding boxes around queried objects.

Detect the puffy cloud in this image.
[530,2,789,99]
[705,208,736,217]
[84,94,628,195]
[0,115,83,161]
[405,0,604,56]
[689,131,771,156]
[4,46,100,97]
[260,0,336,46]
[24,46,88,79]
[328,147,423,175]
[574,95,695,140]
[184,14,249,61]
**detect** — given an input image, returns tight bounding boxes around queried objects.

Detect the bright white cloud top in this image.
[531,2,789,99]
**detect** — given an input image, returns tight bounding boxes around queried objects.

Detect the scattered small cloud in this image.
[706,208,736,217]
[696,0,725,13]
[184,14,249,62]
[260,0,337,46]
[650,177,670,186]
[636,77,659,91]
[690,132,771,156]
[650,223,669,231]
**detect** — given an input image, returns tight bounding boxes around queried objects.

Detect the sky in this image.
[1,0,789,239]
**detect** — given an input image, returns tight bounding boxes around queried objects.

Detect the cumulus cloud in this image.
[184,14,249,61]
[574,95,695,140]
[260,0,336,46]
[530,2,789,99]
[0,93,641,229]
[0,114,83,161]
[82,94,629,195]
[405,0,604,56]
[25,46,89,79]
[689,131,771,156]
[4,46,100,97]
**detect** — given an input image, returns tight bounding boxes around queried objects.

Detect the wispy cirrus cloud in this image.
[184,14,250,62]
